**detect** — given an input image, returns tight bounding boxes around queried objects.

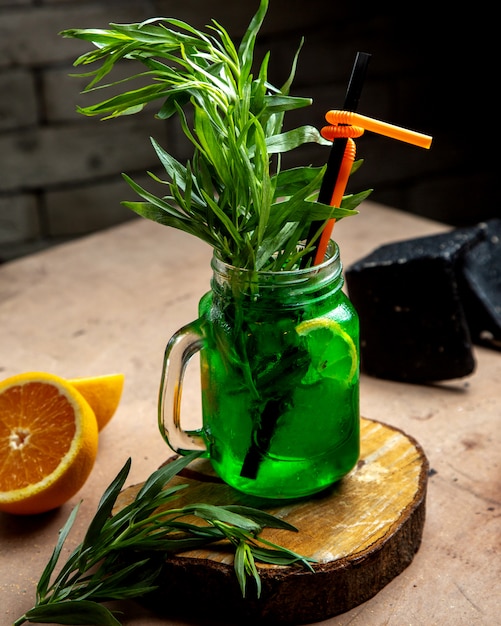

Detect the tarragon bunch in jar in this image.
[61,0,369,271]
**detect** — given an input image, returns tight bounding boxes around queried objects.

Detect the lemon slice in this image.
[296,318,358,385]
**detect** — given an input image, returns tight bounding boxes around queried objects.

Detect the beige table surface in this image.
[1,201,499,626]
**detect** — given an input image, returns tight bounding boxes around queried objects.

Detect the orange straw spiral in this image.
[323,110,432,149]
[321,124,364,141]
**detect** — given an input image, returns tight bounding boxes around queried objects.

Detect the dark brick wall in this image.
[0,0,496,262]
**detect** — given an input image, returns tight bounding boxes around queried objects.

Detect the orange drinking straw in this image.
[314,138,357,265]
[313,111,433,265]
[323,110,433,149]
[302,52,371,269]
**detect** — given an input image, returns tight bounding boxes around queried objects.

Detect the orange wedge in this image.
[0,372,99,515]
[68,373,124,431]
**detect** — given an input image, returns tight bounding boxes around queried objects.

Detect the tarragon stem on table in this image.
[60,0,370,271]
[14,452,315,626]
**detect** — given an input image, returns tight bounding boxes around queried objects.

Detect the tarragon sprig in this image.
[60,0,370,271]
[14,453,314,626]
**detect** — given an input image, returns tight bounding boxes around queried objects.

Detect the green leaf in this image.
[82,459,131,552]
[234,542,261,598]
[180,503,262,533]
[24,600,121,625]
[87,559,161,600]
[121,201,218,246]
[121,175,187,220]
[272,166,325,197]
[341,188,373,211]
[255,537,316,571]
[280,37,304,97]
[238,0,268,77]
[36,504,81,601]
[234,542,248,597]
[263,94,313,113]
[249,544,315,569]
[245,544,262,598]
[112,19,202,46]
[59,28,128,47]
[77,83,171,118]
[265,125,329,155]
[135,452,201,501]
[201,192,244,248]
[283,200,356,222]
[156,91,190,119]
[224,505,298,532]
[255,222,299,270]
[150,139,188,187]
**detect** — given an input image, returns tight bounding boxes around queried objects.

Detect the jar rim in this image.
[211,240,340,278]
[210,241,342,297]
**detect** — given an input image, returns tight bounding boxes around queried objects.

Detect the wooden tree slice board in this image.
[115,417,428,624]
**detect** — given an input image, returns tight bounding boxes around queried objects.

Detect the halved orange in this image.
[68,373,124,431]
[0,372,99,515]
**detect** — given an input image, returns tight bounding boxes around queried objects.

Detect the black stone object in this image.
[345,225,487,382]
[460,219,501,350]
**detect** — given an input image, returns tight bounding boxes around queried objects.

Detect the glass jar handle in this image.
[158,320,207,455]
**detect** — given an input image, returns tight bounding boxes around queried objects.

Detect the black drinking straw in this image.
[302,51,371,266]
[239,53,372,484]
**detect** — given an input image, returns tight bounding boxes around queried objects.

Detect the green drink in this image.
[160,241,359,499]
